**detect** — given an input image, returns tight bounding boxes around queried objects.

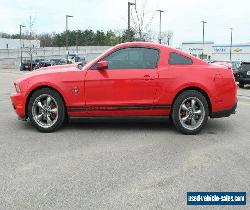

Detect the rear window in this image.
[169,52,193,65]
[241,63,250,71]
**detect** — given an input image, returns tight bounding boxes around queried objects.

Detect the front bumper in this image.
[210,102,237,118]
[10,92,26,118]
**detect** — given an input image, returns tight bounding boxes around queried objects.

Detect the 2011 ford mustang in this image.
[10,42,237,134]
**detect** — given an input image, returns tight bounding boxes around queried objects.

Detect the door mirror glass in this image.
[97,60,108,70]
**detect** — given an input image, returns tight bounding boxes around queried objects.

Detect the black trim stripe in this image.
[67,104,170,112]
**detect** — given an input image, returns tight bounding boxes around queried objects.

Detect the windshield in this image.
[241,63,250,71]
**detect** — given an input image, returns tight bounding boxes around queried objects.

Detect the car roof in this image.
[117,42,207,65]
[115,42,165,49]
[115,42,197,56]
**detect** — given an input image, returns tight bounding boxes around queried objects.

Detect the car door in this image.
[84,47,160,116]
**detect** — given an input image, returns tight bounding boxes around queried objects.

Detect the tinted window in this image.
[169,52,193,65]
[232,61,241,73]
[95,47,159,69]
[241,63,250,71]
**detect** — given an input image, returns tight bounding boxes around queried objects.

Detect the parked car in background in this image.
[34,60,55,70]
[11,42,237,134]
[50,58,67,65]
[20,60,36,71]
[231,61,241,81]
[238,62,250,88]
[67,54,86,64]
[34,59,46,63]
[76,59,88,69]
[210,61,233,68]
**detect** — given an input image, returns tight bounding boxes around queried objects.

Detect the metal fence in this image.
[0,46,111,69]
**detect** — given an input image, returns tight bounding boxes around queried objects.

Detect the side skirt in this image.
[69,115,170,123]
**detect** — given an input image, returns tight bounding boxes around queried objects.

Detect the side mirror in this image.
[97,60,108,70]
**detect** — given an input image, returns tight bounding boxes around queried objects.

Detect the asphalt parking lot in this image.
[0,69,250,209]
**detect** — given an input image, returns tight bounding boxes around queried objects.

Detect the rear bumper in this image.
[10,92,26,118]
[238,77,250,84]
[210,102,237,118]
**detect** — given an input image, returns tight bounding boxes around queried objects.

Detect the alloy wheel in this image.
[178,97,205,131]
[31,94,58,129]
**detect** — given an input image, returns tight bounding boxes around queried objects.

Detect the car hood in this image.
[15,64,78,83]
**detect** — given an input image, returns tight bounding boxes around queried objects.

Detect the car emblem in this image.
[234,48,242,52]
[73,87,79,95]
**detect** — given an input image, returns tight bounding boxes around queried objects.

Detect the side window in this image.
[104,48,129,69]
[169,52,193,65]
[93,47,159,69]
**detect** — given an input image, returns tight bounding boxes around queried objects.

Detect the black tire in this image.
[27,88,65,132]
[171,90,209,135]
[168,115,173,124]
[239,82,244,88]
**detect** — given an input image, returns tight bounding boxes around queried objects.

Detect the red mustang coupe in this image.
[11,42,237,134]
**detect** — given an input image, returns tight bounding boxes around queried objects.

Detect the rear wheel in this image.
[171,90,209,135]
[239,82,244,88]
[27,88,65,132]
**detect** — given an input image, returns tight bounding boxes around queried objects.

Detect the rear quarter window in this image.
[169,52,193,65]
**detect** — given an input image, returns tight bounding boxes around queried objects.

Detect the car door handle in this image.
[144,75,154,80]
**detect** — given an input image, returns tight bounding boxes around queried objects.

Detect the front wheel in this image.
[171,90,209,135]
[27,88,65,132]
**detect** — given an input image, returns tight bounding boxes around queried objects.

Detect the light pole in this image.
[76,32,78,54]
[157,10,164,44]
[66,14,73,62]
[19,25,26,69]
[229,27,233,61]
[201,20,207,60]
[128,1,136,41]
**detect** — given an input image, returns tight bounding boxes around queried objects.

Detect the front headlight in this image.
[14,83,21,93]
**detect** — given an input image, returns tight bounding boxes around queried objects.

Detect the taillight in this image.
[238,67,241,77]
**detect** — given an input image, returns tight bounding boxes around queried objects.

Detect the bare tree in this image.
[142,29,156,42]
[23,16,38,70]
[161,31,174,46]
[131,0,156,40]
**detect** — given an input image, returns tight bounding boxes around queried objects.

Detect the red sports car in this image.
[11,42,237,134]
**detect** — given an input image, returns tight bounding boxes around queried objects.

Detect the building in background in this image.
[0,38,40,49]
[212,44,250,61]
[182,41,250,62]
[181,41,214,60]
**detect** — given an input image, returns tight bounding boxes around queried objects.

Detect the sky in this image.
[0,0,249,46]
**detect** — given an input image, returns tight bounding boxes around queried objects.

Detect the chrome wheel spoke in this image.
[46,114,52,124]
[191,99,196,109]
[181,115,189,123]
[181,104,188,111]
[46,96,52,107]
[49,108,58,114]
[37,101,44,110]
[191,117,197,126]
[36,113,44,120]
[194,109,202,115]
